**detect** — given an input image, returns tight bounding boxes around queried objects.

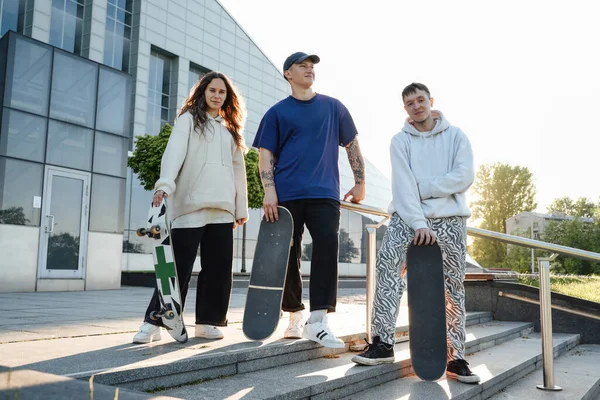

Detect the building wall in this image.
[0,32,133,292]
[0,224,38,292]
[0,0,393,291]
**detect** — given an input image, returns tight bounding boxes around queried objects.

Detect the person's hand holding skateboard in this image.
[153,190,168,207]
[263,189,279,222]
[414,228,436,246]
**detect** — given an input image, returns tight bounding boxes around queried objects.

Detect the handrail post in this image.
[365,225,377,343]
[364,215,389,343]
[536,254,561,391]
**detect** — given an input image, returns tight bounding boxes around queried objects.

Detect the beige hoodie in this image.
[154,111,249,222]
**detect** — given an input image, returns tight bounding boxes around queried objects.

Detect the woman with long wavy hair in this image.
[133,71,249,343]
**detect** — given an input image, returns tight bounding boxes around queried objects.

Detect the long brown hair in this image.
[178,71,247,151]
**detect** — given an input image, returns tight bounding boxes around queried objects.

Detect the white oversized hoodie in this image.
[388,112,474,231]
[154,111,249,223]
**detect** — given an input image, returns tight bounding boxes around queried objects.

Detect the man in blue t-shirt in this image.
[253,51,366,348]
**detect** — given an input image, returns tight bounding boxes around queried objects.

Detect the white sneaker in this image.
[132,322,162,344]
[302,315,345,348]
[195,324,224,339]
[284,311,304,339]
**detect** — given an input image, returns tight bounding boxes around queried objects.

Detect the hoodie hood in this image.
[402,111,450,138]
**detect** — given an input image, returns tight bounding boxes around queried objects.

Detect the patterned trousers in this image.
[371,213,468,361]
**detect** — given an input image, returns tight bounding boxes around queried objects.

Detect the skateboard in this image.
[136,199,188,343]
[406,242,447,381]
[243,206,294,340]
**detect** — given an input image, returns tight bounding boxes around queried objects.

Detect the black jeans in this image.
[280,198,340,313]
[144,223,234,327]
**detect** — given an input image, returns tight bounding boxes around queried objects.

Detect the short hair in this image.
[402,83,431,100]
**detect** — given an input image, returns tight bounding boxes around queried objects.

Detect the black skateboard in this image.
[243,206,293,341]
[406,242,447,381]
[136,199,188,343]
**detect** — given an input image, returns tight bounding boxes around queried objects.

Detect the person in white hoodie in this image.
[133,71,249,344]
[351,83,480,384]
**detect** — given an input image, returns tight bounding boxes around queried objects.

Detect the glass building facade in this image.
[0,0,392,292]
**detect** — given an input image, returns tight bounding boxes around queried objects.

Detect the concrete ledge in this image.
[0,366,180,399]
[465,280,600,344]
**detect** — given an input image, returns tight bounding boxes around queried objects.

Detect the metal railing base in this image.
[536,385,562,391]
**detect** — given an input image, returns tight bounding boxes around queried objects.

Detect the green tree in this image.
[542,219,600,275]
[127,124,172,190]
[547,196,597,218]
[0,206,30,225]
[241,148,264,272]
[470,163,537,268]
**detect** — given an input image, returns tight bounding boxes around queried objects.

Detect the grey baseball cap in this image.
[283,52,320,73]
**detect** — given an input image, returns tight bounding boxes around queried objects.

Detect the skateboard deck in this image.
[406,242,447,381]
[136,199,188,343]
[243,206,293,341]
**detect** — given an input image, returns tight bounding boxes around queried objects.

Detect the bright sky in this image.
[219,0,600,213]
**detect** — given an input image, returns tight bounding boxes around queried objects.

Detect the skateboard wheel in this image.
[165,311,175,320]
[136,228,146,237]
[150,225,161,235]
[149,311,159,320]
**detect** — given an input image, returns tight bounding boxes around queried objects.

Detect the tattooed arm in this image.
[343,138,366,203]
[259,148,279,222]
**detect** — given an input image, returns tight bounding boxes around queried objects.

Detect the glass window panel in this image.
[0,157,43,226]
[93,132,128,177]
[116,8,125,23]
[76,2,84,19]
[46,120,93,170]
[107,3,116,19]
[61,13,76,52]
[0,108,47,162]
[96,68,131,135]
[124,12,132,27]
[6,38,52,116]
[103,29,114,66]
[89,174,125,233]
[1,0,19,36]
[65,0,77,16]
[105,17,115,32]
[50,52,98,128]
[121,37,130,72]
[49,5,63,48]
[115,21,124,37]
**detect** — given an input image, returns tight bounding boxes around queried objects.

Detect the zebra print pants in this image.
[371,213,468,361]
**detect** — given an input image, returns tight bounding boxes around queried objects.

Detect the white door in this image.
[38,166,90,279]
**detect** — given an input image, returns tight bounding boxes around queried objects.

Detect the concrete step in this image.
[340,333,580,400]
[488,344,600,400]
[158,320,535,399]
[63,312,493,392]
[0,366,179,400]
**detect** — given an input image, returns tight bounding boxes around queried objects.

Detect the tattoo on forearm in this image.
[346,138,365,184]
[260,159,275,189]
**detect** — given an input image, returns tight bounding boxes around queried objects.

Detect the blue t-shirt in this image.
[252,94,358,202]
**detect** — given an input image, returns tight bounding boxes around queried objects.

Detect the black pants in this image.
[144,223,234,327]
[280,198,340,313]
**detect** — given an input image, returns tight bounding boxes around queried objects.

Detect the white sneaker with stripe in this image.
[302,315,345,348]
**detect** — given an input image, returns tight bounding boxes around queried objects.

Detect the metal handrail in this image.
[341,201,600,263]
[340,200,600,392]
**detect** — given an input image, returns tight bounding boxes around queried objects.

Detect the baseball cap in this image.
[283,52,320,73]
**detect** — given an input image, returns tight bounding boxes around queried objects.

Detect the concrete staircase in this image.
[134,314,598,400]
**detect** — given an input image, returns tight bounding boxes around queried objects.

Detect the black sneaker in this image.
[351,336,395,366]
[446,359,480,383]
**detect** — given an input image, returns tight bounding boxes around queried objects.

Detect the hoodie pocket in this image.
[186,163,235,206]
